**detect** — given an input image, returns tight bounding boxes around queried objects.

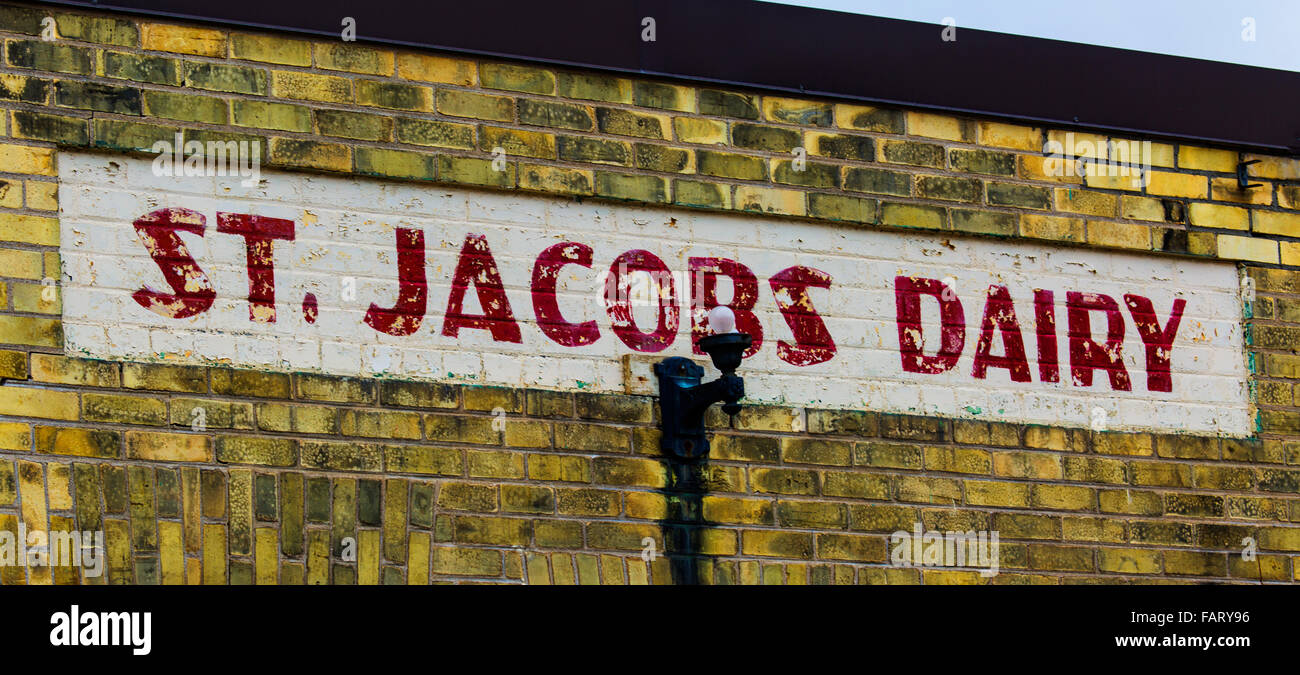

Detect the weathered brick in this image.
[141,23,226,56]
[7,41,93,74]
[123,362,206,392]
[230,33,311,66]
[35,426,120,458]
[269,137,351,172]
[232,100,310,132]
[54,80,140,115]
[519,164,593,195]
[11,110,89,144]
[354,148,438,181]
[596,108,668,139]
[143,90,227,123]
[385,445,462,476]
[594,172,667,203]
[301,441,383,473]
[271,70,352,103]
[126,431,212,462]
[356,80,431,112]
[393,118,473,149]
[396,53,474,85]
[481,63,555,95]
[437,156,515,188]
[742,530,813,558]
[82,393,167,426]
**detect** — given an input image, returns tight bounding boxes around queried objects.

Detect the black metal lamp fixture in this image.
[655,307,751,459]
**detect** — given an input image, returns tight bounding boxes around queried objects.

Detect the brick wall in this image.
[0,1,1298,584]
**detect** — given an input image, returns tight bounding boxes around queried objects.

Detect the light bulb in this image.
[707,305,738,334]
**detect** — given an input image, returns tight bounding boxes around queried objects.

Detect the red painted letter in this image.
[442,234,522,343]
[769,266,836,366]
[131,207,215,319]
[1033,289,1060,383]
[364,227,427,336]
[971,285,1031,382]
[216,212,295,323]
[1066,291,1131,391]
[531,242,599,347]
[1124,294,1186,393]
[894,276,965,374]
[689,257,762,358]
[603,250,678,353]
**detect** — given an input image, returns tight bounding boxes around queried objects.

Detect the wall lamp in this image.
[655,306,751,459]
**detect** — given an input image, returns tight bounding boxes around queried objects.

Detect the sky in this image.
[766,0,1300,72]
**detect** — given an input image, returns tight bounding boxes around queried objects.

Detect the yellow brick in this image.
[907,112,970,141]
[230,33,311,66]
[674,117,727,145]
[1145,171,1207,198]
[1055,188,1116,216]
[269,138,351,172]
[270,71,352,103]
[13,282,58,314]
[1146,142,1176,168]
[833,104,902,132]
[1254,210,1300,237]
[1046,130,1108,160]
[142,23,227,57]
[0,421,30,451]
[1243,154,1300,180]
[203,524,227,584]
[0,248,43,279]
[17,460,49,581]
[1217,234,1278,263]
[0,386,78,420]
[1188,203,1248,230]
[1087,220,1150,250]
[763,96,830,125]
[31,354,119,387]
[1281,241,1300,267]
[45,462,72,510]
[24,181,56,210]
[881,203,944,230]
[508,161,586,194]
[397,53,475,85]
[1282,187,1300,211]
[125,430,213,462]
[1099,547,1161,574]
[0,180,20,209]
[253,527,278,584]
[734,186,806,217]
[1178,146,1236,172]
[964,480,1030,507]
[1110,138,1175,168]
[315,43,394,76]
[1019,155,1081,183]
[1120,195,1165,222]
[1083,169,1143,191]
[0,213,58,246]
[159,520,185,585]
[978,121,1040,151]
[1210,178,1272,205]
[407,531,430,585]
[1019,214,1085,243]
[0,144,55,175]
